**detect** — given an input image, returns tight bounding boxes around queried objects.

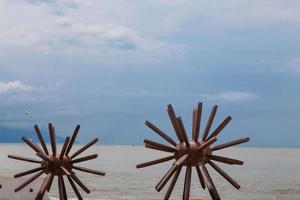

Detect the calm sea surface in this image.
[0,144,300,200]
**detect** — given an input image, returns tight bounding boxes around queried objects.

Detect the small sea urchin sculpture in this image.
[8,123,105,200]
[137,103,250,200]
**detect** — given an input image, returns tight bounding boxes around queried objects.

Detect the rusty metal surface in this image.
[8,123,105,200]
[137,102,250,200]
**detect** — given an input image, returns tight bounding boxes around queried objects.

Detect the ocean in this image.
[0,144,299,200]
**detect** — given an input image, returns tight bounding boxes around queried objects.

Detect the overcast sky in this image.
[0,0,300,147]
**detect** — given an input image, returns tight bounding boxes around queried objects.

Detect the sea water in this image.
[0,144,300,200]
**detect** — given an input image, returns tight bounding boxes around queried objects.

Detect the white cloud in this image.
[0,0,184,61]
[21,0,79,9]
[72,24,140,49]
[2,0,299,64]
[0,16,182,62]
[0,81,34,95]
[0,22,183,61]
[70,23,183,54]
[198,91,258,103]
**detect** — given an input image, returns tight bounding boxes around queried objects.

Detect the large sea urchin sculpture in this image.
[8,123,105,200]
[136,103,249,200]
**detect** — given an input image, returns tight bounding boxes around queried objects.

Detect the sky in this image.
[0,0,300,147]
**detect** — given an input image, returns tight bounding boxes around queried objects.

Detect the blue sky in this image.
[0,0,300,147]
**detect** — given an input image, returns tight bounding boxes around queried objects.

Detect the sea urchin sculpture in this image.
[136,103,250,200]
[8,123,105,200]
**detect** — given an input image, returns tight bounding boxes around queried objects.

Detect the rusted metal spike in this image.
[67,175,83,200]
[177,117,190,147]
[61,176,68,200]
[202,105,218,141]
[206,116,232,141]
[35,193,41,200]
[15,171,43,192]
[34,124,49,155]
[58,175,64,200]
[36,152,51,163]
[200,165,221,200]
[60,166,71,176]
[167,104,184,142]
[58,175,68,200]
[145,121,177,146]
[46,175,54,192]
[65,124,80,156]
[195,166,206,189]
[193,102,202,142]
[8,154,41,164]
[41,174,54,199]
[174,154,189,166]
[60,137,70,160]
[14,167,44,178]
[212,137,250,151]
[183,166,192,200]
[197,136,217,151]
[145,143,167,152]
[208,160,240,189]
[73,166,105,176]
[164,167,182,200]
[35,190,43,200]
[144,143,175,153]
[35,193,43,200]
[144,139,177,153]
[70,173,90,193]
[192,109,196,141]
[71,138,98,159]
[35,173,53,200]
[21,137,43,154]
[136,155,175,168]
[48,123,56,156]
[155,165,177,192]
[207,155,244,165]
[72,154,98,164]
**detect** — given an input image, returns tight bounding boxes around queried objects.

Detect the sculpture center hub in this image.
[175,141,212,166]
[42,155,72,175]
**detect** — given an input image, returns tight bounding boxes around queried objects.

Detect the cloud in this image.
[0,81,34,95]
[198,91,258,103]
[23,0,54,4]
[22,0,78,8]
[0,2,183,58]
[70,23,183,53]
[72,24,140,49]
[19,0,79,16]
[0,0,184,61]
[0,20,183,60]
